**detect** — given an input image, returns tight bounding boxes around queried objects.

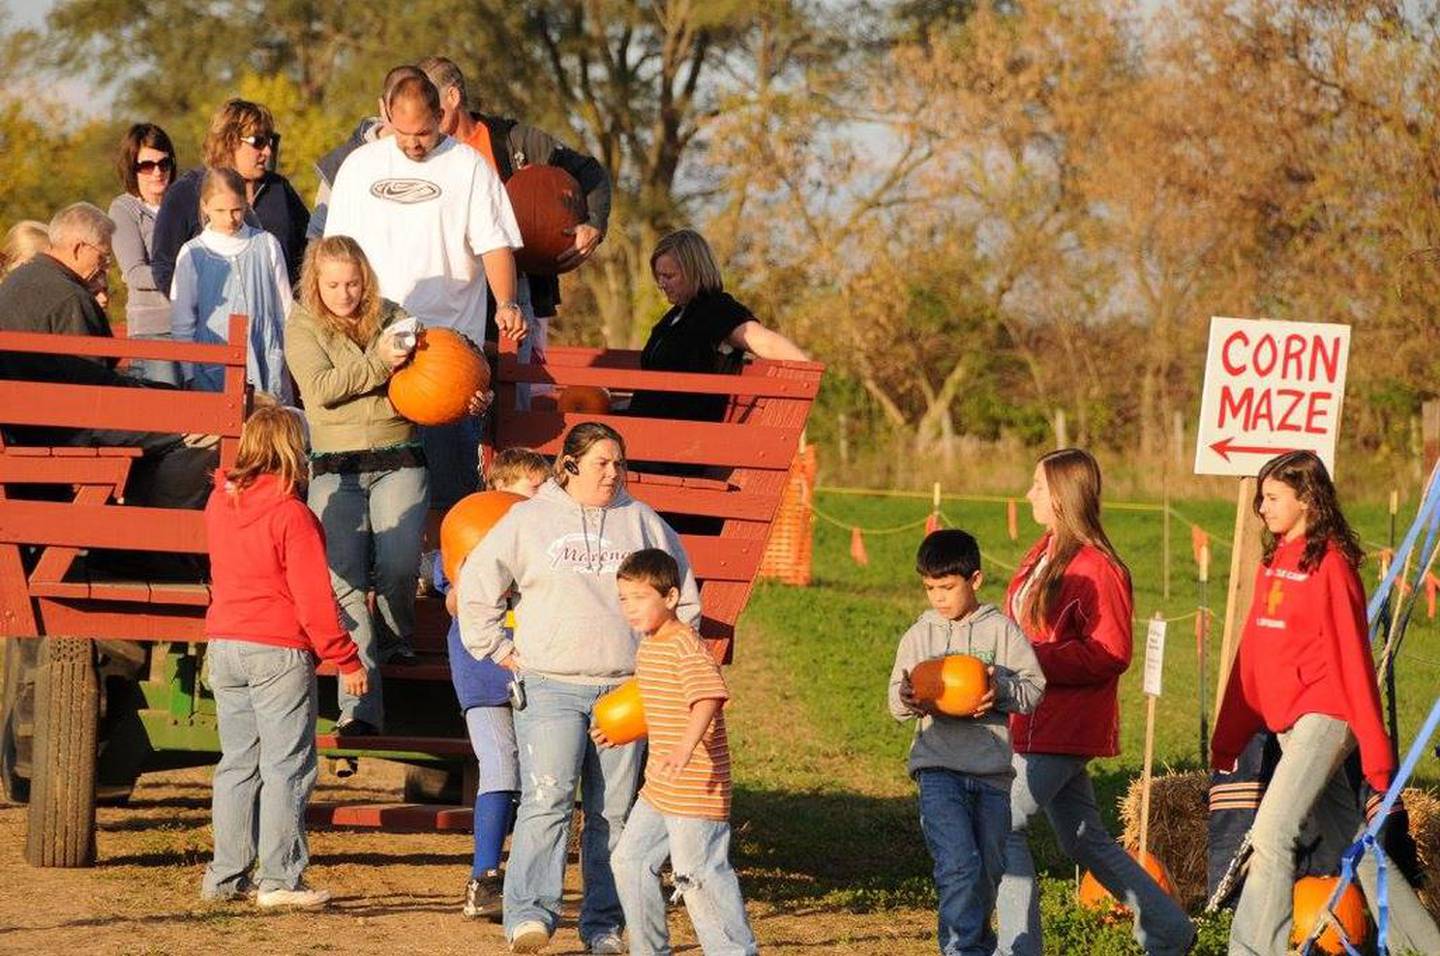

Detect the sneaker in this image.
[201,876,257,902]
[462,870,504,920]
[509,920,550,953]
[256,884,332,909]
[334,718,379,738]
[586,932,625,954]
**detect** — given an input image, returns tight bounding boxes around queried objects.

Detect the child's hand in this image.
[589,724,616,749]
[968,668,998,718]
[341,669,368,698]
[899,670,939,718]
[649,747,691,781]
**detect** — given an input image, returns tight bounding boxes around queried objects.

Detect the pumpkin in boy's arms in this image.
[557,385,612,415]
[440,490,525,583]
[594,678,646,744]
[1078,848,1177,921]
[910,654,989,716]
[1291,875,1369,954]
[388,327,489,426]
[506,165,585,275]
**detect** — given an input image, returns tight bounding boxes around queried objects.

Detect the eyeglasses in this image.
[134,157,174,175]
[238,133,279,151]
[82,240,113,265]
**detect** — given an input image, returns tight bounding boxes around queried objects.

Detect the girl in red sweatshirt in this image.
[997,449,1194,956]
[1213,450,1439,954]
[200,405,366,910]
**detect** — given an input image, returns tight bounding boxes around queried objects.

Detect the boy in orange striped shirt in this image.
[593,548,757,955]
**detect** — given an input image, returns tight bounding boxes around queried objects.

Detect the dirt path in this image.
[0,626,933,954]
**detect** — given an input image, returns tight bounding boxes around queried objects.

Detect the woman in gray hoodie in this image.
[457,422,699,955]
[108,122,178,385]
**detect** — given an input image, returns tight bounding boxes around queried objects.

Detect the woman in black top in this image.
[626,229,806,422]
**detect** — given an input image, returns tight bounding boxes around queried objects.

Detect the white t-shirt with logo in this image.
[325,136,522,344]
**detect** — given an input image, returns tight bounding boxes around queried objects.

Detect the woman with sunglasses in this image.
[151,99,311,300]
[109,123,179,384]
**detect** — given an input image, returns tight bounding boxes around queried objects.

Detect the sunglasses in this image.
[238,133,279,150]
[135,157,174,175]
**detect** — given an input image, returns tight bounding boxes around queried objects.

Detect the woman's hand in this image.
[444,589,458,615]
[466,389,494,417]
[649,746,691,781]
[379,333,413,370]
[498,650,522,672]
[341,669,369,698]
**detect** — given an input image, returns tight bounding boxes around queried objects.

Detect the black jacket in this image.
[151,166,310,295]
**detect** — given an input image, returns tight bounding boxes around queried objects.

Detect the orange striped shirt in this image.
[635,620,731,820]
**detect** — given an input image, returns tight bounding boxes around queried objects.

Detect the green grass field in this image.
[729,489,1440,954]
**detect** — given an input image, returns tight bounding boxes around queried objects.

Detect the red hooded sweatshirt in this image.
[1006,535,1134,758]
[1210,536,1392,792]
[204,472,360,673]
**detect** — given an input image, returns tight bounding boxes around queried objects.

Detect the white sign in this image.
[1142,617,1167,697]
[1193,317,1350,477]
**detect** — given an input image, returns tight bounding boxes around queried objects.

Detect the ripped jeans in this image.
[613,796,757,955]
[503,674,644,943]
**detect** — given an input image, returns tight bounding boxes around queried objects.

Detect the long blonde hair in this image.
[1020,448,1128,631]
[299,235,383,344]
[227,405,308,497]
[1,220,50,275]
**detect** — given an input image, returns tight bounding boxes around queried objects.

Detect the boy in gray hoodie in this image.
[888,529,1044,956]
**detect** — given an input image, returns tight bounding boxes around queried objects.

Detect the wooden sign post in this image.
[1194,317,1352,712]
[1139,613,1167,859]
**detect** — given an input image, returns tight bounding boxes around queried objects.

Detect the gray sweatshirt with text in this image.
[887,603,1046,791]
[456,479,700,683]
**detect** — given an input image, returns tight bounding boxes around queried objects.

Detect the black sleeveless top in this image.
[626,290,750,422]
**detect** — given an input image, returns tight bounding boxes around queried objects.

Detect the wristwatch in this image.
[497,300,521,314]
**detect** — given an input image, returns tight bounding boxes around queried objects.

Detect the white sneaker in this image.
[509,920,551,953]
[256,884,332,909]
[587,932,625,954]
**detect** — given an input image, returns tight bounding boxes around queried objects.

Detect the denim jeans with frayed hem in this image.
[308,463,428,730]
[998,753,1194,956]
[613,796,757,956]
[1228,713,1440,956]
[916,768,1010,956]
[503,674,644,943]
[202,640,317,897]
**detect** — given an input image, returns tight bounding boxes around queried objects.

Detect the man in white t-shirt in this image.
[325,73,525,348]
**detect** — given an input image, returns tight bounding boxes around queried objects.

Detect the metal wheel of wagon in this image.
[25,636,99,867]
[1,637,38,803]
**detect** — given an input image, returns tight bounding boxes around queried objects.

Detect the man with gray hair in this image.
[0,201,215,513]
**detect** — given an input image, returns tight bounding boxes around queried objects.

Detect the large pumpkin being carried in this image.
[506,165,585,275]
[1291,875,1369,954]
[594,679,647,744]
[910,654,989,716]
[440,490,525,583]
[388,327,489,426]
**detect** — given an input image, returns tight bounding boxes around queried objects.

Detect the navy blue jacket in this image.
[151,166,310,296]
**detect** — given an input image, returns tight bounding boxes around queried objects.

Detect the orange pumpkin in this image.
[1292,875,1369,954]
[910,654,989,716]
[506,165,585,275]
[557,385,612,415]
[594,679,647,744]
[1078,849,1177,921]
[440,490,525,583]
[388,327,489,426]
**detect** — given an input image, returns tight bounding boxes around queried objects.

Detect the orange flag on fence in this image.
[1191,525,1210,565]
[1426,573,1439,619]
[850,527,869,566]
[1006,499,1019,541]
[925,512,941,536]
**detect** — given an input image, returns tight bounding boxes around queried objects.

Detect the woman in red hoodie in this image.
[997,449,1194,956]
[200,405,366,909]
[1212,451,1439,954]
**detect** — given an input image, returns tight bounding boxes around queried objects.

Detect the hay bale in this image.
[1117,770,1210,912]
[1404,787,1440,923]
[1117,775,1440,919]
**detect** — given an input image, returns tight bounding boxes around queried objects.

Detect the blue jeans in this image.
[613,797,757,956]
[202,640,318,897]
[916,769,1011,956]
[125,331,180,387]
[998,753,1194,956]
[1229,713,1440,956]
[308,464,429,729]
[503,674,645,943]
[465,705,519,793]
[419,419,480,513]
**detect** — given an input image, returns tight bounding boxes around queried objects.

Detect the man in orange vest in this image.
[419,56,611,379]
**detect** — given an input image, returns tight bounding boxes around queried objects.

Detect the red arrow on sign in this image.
[1209,437,1299,462]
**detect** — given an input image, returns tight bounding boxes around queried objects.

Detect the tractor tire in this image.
[25,637,98,867]
[1,638,38,803]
